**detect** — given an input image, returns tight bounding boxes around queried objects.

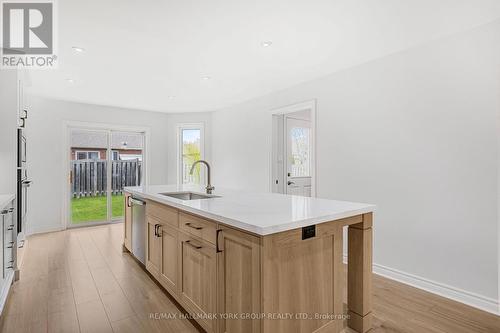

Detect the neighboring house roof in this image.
[71,131,143,149]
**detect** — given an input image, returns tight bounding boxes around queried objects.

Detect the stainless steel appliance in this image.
[17,129,26,168]
[17,169,31,238]
[130,197,146,264]
[17,117,31,244]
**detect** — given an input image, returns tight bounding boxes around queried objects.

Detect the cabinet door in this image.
[146,216,161,277]
[159,223,178,295]
[3,208,14,277]
[218,227,261,333]
[124,194,132,251]
[179,232,217,333]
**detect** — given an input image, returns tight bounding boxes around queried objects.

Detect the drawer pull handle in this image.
[185,240,202,249]
[0,208,14,214]
[154,224,162,237]
[185,223,203,230]
[216,229,222,253]
[7,227,13,231]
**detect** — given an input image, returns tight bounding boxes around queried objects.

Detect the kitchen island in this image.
[124,185,375,333]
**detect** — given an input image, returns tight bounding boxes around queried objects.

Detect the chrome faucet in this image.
[190,160,215,194]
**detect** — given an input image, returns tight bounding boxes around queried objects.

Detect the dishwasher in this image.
[130,197,146,264]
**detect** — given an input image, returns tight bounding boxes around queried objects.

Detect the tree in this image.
[183,142,201,184]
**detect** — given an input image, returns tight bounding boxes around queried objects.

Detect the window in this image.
[290,127,310,177]
[120,154,142,161]
[112,151,120,160]
[75,151,100,160]
[178,124,204,185]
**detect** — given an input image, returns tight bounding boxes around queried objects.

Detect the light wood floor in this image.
[0,224,498,333]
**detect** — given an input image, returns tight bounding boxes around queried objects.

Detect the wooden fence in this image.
[71,159,142,198]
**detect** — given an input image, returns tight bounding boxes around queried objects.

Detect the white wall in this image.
[165,113,213,184]
[25,96,171,234]
[0,70,19,196]
[212,21,500,307]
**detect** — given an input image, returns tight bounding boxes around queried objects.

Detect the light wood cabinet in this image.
[217,227,261,333]
[124,194,132,251]
[137,194,372,333]
[158,223,178,295]
[146,215,161,277]
[179,231,217,333]
[180,212,217,244]
[147,200,179,227]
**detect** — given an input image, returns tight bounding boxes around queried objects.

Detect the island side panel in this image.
[332,226,344,333]
[261,222,346,333]
[347,213,373,333]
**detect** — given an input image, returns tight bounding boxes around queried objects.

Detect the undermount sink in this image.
[159,192,219,200]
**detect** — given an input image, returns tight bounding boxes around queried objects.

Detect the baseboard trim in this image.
[27,225,65,236]
[343,255,499,315]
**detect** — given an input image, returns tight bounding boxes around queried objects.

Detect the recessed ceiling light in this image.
[66,79,75,84]
[201,76,211,81]
[261,41,273,47]
[72,46,85,53]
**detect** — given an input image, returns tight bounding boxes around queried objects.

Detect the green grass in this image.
[71,194,124,224]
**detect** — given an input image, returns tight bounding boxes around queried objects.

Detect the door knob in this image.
[287,181,295,185]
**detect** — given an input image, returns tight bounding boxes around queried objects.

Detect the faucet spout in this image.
[189,160,214,194]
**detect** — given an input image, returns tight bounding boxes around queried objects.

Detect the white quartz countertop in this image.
[124,185,375,236]
[0,194,15,210]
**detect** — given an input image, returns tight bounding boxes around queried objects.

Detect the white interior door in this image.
[285,117,312,196]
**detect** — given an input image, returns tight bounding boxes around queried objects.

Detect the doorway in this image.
[66,126,146,227]
[271,100,316,197]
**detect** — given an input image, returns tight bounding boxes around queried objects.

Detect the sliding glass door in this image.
[69,128,144,226]
[110,131,144,220]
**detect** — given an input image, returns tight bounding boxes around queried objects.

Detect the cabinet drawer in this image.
[146,200,178,227]
[4,249,13,269]
[3,220,14,234]
[179,213,216,244]
[2,211,14,251]
[4,224,14,246]
[3,210,13,230]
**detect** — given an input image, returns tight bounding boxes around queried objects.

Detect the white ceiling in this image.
[26,0,500,113]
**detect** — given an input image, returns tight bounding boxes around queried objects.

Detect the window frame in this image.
[75,150,100,160]
[177,123,205,186]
